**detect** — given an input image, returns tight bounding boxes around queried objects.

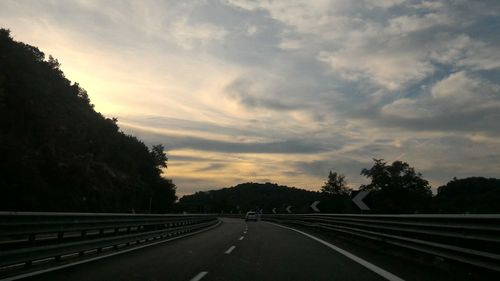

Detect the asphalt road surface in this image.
[18,218,454,281]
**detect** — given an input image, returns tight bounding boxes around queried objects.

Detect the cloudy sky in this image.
[2,0,500,195]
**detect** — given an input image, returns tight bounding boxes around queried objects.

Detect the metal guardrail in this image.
[263,213,500,272]
[0,212,219,278]
[219,214,246,219]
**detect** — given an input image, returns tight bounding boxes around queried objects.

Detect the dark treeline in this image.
[0,28,176,213]
[179,182,321,214]
[434,177,500,213]
[180,160,500,214]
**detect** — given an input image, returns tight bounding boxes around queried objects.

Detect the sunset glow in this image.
[2,0,500,195]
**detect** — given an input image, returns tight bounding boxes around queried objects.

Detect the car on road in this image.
[245,211,258,221]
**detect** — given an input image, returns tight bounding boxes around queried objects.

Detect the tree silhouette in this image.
[0,28,176,213]
[360,159,432,213]
[321,171,349,195]
[435,177,500,213]
[179,182,321,214]
[151,144,168,169]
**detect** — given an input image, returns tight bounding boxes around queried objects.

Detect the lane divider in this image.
[238,236,244,241]
[224,246,236,254]
[189,271,208,281]
[267,222,405,281]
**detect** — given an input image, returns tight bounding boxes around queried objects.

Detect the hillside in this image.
[179,182,323,213]
[0,28,176,213]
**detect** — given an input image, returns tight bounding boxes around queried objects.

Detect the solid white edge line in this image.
[0,221,222,281]
[190,271,208,281]
[239,236,244,241]
[266,222,405,281]
[224,245,236,254]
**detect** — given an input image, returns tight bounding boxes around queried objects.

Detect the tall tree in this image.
[321,171,349,195]
[319,171,353,213]
[360,159,432,213]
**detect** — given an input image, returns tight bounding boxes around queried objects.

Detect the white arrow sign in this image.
[353,190,371,211]
[310,201,320,212]
[272,208,277,214]
[286,205,292,213]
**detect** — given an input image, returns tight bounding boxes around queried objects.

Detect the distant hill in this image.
[179,182,323,214]
[0,28,176,213]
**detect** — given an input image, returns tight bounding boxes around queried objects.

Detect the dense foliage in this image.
[435,177,500,213]
[179,182,322,213]
[0,29,176,213]
[360,159,432,213]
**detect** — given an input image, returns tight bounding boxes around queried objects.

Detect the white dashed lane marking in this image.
[224,245,236,254]
[189,271,208,281]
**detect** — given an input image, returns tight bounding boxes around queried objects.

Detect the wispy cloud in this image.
[2,0,500,194]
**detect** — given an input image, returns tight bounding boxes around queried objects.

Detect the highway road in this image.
[18,218,456,281]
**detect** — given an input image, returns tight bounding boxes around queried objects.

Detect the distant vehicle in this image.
[245,211,258,221]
